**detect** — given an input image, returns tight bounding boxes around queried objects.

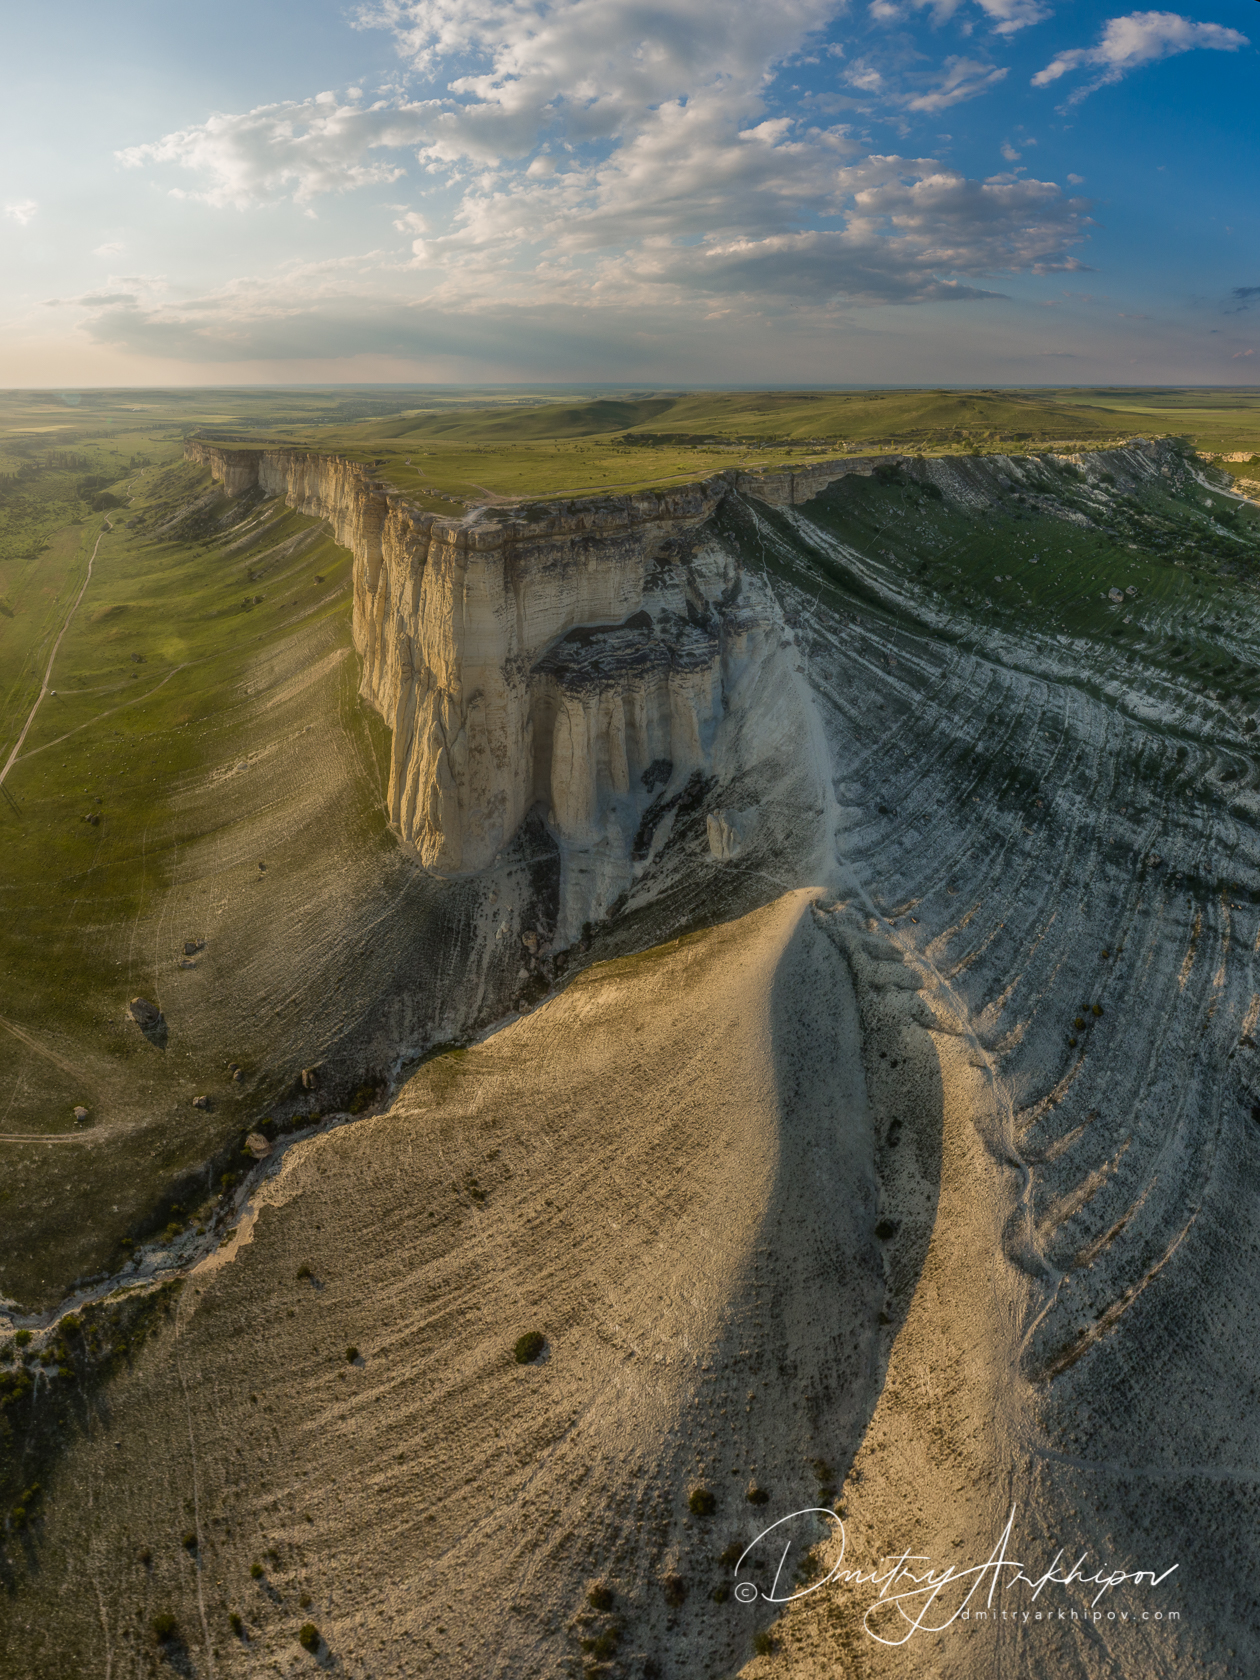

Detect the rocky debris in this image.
[520,930,544,955]
[182,940,203,957]
[80,812,100,827]
[127,997,162,1029]
[707,808,754,861]
[245,1132,272,1159]
[228,1063,245,1083]
[192,1095,211,1111]
[72,1106,90,1125]
[300,1067,319,1090]
[1108,587,1125,603]
[129,652,145,663]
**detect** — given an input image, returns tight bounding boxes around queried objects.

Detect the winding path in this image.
[0,518,109,790]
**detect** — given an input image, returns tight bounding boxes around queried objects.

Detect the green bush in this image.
[688,1485,716,1516]
[229,1611,244,1637]
[14,1330,31,1348]
[298,1622,320,1652]
[151,1612,178,1640]
[514,1331,545,1364]
[746,1483,770,1506]
[250,1562,264,1580]
[712,1584,730,1603]
[662,1573,687,1608]
[345,1345,359,1363]
[587,1582,614,1612]
[181,1529,198,1551]
[582,1625,622,1659]
[753,1629,774,1656]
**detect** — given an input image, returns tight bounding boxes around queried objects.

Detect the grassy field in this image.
[0,408,401,1309]
[182,385,1260,512]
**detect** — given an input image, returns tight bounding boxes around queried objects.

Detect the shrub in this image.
[587,1582,614,1612]
[181,1530,198,1551]
[299,1592,312,1608]
[746,1484,770,1506]
[345,1345,359,1363]
[719,1542,742,1569]
[151,1612,178,1641]
[250,1562,264,1580]
[14,1330,31,1348]
[712,1584,730,1603]
[582,1624,623,1659]
[514,1331,545,1365]
[298,1622,320,1652]
[753,1629,775,1656]
[662,1573,687,1608]
[296,1264,312,1280]
[688,1485,716,1517]
[229,1612,244,1636]
[61,1314,82,1336]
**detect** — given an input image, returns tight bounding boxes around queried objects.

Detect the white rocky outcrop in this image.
[186,441,852,885]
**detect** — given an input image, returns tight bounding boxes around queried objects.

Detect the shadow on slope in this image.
[0,890,945,1680]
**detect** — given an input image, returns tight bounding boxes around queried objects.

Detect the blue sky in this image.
[1,0,1256,386]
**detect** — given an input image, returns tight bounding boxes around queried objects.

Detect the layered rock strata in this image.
[186,440,872,878]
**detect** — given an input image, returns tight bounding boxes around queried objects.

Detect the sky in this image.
[1,0,1257,388]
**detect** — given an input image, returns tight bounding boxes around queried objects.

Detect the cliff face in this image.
[185,440,852,881]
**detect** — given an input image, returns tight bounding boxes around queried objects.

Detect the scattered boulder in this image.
[182,940,203,957]
[128,997,162,1029]
[244,1132,272,1159]
[1108,587,1125,604]
[300,1067,318,1091]
[520,930,544,955]
[72,1106,90,1125]
[192,1094,211,1111]
[707,808,754,861]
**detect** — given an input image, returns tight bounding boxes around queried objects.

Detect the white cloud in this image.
[117,98,443,206]
[93,241,125,256]
[904,56,1009,111]
[1033,10,1248,104]
[107,0,1090,352]
[1000,140,1020,160]
[5,200,38,225]
[909,0,1049,33]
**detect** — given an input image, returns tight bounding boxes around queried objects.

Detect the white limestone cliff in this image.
[184,441,861,891]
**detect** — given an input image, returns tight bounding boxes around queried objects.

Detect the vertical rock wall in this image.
[186,441,798,875]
